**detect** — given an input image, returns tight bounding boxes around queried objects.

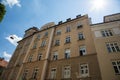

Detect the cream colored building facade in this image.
[2,13,120,80]
[91,13,120,80]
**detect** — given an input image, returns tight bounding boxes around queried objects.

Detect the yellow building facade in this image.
[91,13,120,80]
[2,13,120,80]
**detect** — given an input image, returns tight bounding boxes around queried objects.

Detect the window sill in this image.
[29,78,37,80]
[115,73,120,75]
[65,31,71,33]
[108,51,120,53]
[64,42,71,44]
[31,48,37,50]
[40,46,46,47]
[46,79,57,80]
[78,38,85,41]
[61,78,72,80]
[54,44,60,46]
[52,59,58,61]
[77,76,90,79]
[56,34,61,36]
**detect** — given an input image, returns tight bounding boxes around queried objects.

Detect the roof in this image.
[0,60,8,67]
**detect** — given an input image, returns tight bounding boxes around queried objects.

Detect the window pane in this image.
[111,46,116,52]
[113,66,119,74]
[112,62,116,65]
[115,46,120,52]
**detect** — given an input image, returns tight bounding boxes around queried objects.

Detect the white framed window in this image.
[32,68,39,79]
[55,40,60,46]
[41,40,46,47]
[106,42,120,53]
[66,27,71,32]
[22,69,29,79]
[56,30,61,35]
[112,61,120,75]
[28,55,33,62]
[65,36,71,43]
[38,54,42,61]
[80,64,89,77]
[50,68,57,79]
[78,32,85,40]
[65,49,70,59]
[53,52,58,60]
[63,66,71,78]
[79,46,86,56]
[101,29,113,37]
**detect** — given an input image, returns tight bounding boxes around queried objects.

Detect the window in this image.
[63,66,71,78]
[77,25,83,29]
[80,64,89,77]
[106,42,120,53]
[79,46,86,56]
[101,29,113,37]
[78,33,85,40]
[55,40,60,46]
[50,68,56,79]
[33,42,37,49]
[32,68,39,79]
[22,69,29,80]
[41,40,46,47]
[28,55,33,62]
[53,52,58,60]
[36,34,40,39]
[65,49,70,59]
[65,36,71,43]
[66,27,70,32]
[44,32,48,36]
[112,61,120,75]
[38,54,42,61]
[56,30,61,35]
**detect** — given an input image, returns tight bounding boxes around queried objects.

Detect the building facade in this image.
[91,13,120,80]
[1,13,120,80]
[0,58,8,78]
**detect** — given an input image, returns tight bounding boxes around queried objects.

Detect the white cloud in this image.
[3,51,12,61]
[2,0,21,7]
[6,34,22,46]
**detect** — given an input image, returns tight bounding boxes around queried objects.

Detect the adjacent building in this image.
[91,13,120,80]
[1,13,120,80]
[0,58,8,77]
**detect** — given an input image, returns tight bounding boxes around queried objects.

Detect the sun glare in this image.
[91,0,107,11]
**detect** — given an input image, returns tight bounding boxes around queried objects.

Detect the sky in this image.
[0,0,120,61]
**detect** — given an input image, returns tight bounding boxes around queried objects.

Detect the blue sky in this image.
[0,0,120,61]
